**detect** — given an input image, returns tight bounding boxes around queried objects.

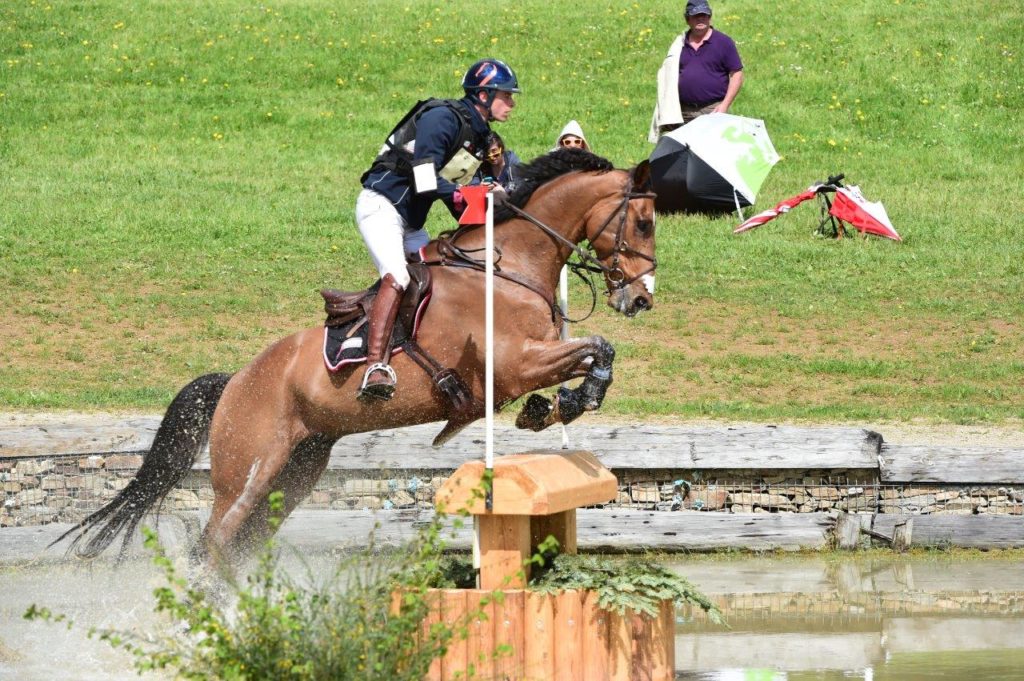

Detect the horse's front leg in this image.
[511,335,615,432]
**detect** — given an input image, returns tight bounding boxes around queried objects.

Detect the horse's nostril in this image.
[634,296,651,311]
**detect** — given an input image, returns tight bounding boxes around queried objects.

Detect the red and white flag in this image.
[733,188,820,234]
[829,186,901,241]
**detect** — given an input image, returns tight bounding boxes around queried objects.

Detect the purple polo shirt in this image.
[677,29,743,106]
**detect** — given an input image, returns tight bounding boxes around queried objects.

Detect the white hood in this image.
[553,119,590,150]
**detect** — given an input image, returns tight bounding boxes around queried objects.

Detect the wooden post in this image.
[524,592,555,679]
[835,511,862,550]
[892,518,913,552]
[478,514,531,589]
[532,508,578,555]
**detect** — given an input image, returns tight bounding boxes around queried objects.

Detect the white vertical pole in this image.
[475,189,496,574]
[484,191,495,506]
[558,265,570,449]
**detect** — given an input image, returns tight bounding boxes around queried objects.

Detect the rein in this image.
[425,187,656,324]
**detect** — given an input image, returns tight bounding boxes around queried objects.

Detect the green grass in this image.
[2,0,1022,422]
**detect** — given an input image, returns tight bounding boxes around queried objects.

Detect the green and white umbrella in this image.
[657,113,780,209]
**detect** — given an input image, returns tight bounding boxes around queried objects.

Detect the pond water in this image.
[669,555,1024,681]
[2,553,1022,679]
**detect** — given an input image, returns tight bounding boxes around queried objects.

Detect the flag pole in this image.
[558,265,570,450]
[484,191,495,508]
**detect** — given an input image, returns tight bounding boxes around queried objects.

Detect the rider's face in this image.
[488,91,516,122]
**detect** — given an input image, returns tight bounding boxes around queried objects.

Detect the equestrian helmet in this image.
[462,59,520,96]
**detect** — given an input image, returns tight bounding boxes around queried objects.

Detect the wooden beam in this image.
[872,514,1024,549]
[881,444,1024,483]
[2,509,837,564]
[1,418,883,472]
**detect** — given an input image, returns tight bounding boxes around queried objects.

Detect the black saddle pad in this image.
[322,293,431,372]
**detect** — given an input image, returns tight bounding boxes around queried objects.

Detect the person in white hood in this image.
[553,120,591,151]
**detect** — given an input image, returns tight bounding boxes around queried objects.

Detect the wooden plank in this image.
[439,589,468,681]
[580,590,611,681]
[1,509,840,564]
[553,590,584,680]
[881,443,1024,483]
[465,591,496,680]
[1,418,881,471]
[835,512,862,550]
[872,514,1024,549]
[494,589,525,680]
[608,608,632,681]
[524,592,555,680]
[0,416,161,458]
[576,510,835,552]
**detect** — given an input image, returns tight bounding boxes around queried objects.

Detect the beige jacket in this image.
[649,34,685,143]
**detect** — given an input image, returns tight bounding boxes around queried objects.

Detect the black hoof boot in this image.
[515,394,553,431]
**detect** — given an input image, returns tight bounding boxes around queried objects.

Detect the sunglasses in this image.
[486,149,503,160]
[561,137,584,148]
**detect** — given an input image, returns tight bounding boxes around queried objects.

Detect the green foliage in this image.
[434,537,725,625]
[531,553,725,624]
[24,494,487,680]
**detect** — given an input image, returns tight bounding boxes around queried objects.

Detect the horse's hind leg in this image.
[231,433,337,551]
[511,335,615,431]
[202,426,307,567]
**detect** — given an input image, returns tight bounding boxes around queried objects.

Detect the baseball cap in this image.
[686,1,713,16]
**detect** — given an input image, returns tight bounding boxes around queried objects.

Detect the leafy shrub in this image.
[26,492,481,680]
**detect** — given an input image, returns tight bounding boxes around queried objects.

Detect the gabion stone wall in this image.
[3,454,1023,527]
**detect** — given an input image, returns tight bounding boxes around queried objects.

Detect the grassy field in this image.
[2,0,1022,423]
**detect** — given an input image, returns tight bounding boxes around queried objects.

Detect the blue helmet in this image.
[462,59,520,96]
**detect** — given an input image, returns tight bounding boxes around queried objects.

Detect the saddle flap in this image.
[397,263,432,333]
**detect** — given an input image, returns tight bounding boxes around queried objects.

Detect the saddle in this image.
[320,264,479,442]
[321,263,432,331]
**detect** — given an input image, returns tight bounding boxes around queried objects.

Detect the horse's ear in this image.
[630,159,653,193]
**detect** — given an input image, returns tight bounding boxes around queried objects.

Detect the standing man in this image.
[356,58,520,401]
[649,0,743,142]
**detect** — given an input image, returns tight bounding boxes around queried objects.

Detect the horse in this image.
[54,149,658,566]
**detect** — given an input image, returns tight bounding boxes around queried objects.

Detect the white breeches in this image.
[355,188,429,288]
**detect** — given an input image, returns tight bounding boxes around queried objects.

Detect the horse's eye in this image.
[636,218,653,235]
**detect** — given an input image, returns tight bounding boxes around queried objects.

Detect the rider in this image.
[355,58,520,401]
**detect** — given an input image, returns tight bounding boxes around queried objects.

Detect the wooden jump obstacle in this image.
[413,450,675,681]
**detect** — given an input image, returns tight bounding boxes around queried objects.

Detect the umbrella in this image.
[650,113,779,216]
[733,174,901,241]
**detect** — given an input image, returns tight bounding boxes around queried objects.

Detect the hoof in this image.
[515,394,553,431]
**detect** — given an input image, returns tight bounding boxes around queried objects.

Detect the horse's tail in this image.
[50,372,232,561]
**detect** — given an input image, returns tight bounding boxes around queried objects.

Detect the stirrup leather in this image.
[359,362,397,391]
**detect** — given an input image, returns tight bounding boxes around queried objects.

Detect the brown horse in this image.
[55,149,657,564]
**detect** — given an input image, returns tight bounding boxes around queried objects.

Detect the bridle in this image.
[429,186,657,323]
[503,190,657,292]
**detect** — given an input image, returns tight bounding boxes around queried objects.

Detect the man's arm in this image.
[715,70,744,113]
[411,106,460,201]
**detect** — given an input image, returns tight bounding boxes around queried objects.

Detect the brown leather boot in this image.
[358,273,404,401]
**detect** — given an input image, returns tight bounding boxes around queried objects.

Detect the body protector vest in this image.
[361,99,485,187]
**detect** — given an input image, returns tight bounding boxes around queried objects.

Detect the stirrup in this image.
[358,362,398,400]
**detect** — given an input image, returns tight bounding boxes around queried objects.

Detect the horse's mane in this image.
[494,148,615,223]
